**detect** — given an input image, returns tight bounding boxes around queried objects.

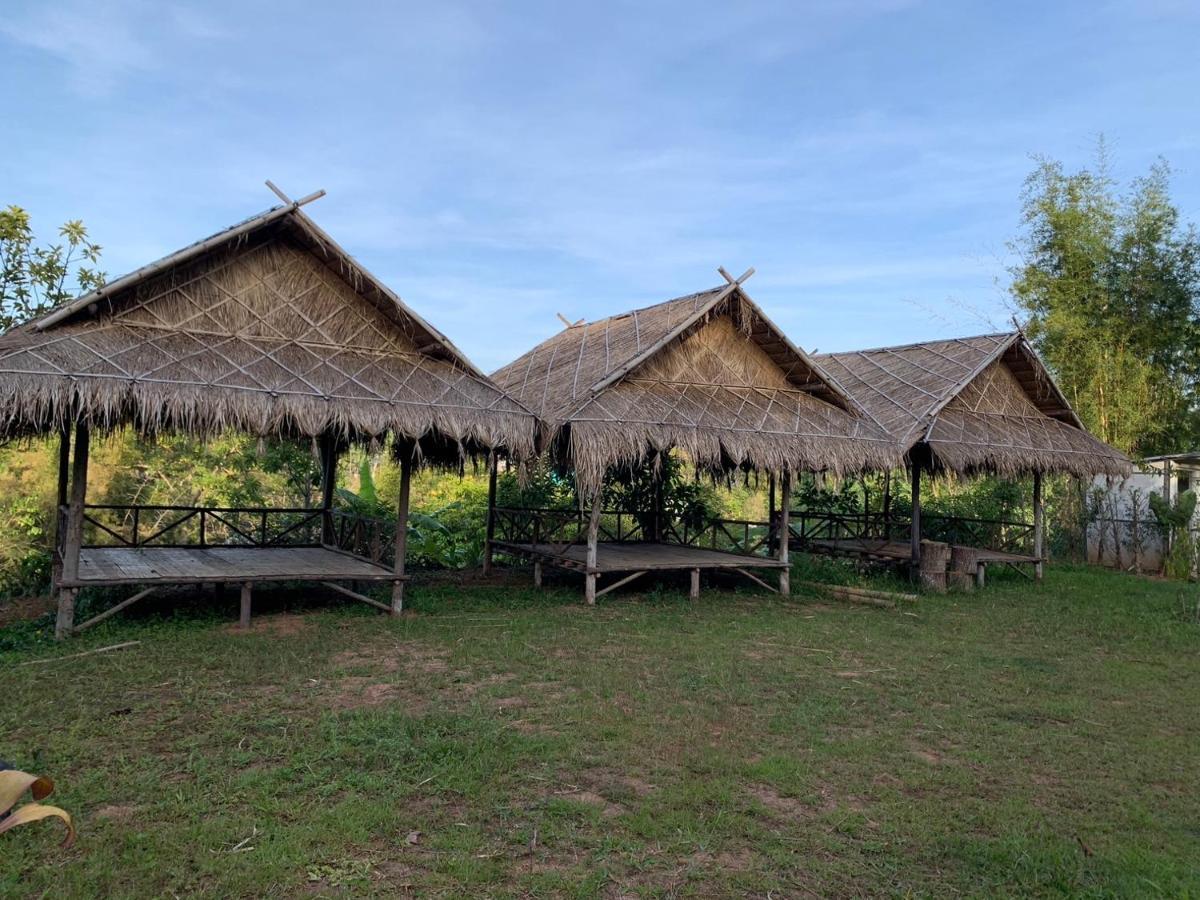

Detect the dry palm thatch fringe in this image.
[493,283,901,497]
[816,333,1130,477]
[0,207,537,466]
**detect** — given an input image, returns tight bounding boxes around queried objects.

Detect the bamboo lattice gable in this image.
[0,207,536,463]
[816,333,1129,477]
[492,283,899,494]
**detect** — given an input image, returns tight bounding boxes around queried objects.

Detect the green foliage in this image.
[1149,489,1197,580]
[1010,143,1200,455]
[0,206,104,330]
[602,454,720,534]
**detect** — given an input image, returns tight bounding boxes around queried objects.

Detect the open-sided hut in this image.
[0,192,536,637]
[814,331,1130,581]
[489,269,899,602]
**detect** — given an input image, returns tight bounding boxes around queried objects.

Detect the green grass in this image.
[1,564,1198,897]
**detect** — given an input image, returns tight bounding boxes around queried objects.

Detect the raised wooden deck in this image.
[809,538,1040,566]
[493,540,787,574]
[69,546,397,588]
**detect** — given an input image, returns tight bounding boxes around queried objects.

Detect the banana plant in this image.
[0,764,74,848]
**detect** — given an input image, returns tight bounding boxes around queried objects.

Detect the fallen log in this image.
[797,581,917,608]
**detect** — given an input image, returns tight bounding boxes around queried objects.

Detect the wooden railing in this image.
[329,509,397,567]
[493,505,1036,558]
[81,504,325,549]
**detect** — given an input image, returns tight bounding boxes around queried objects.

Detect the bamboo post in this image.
[56,422,90,640]
[690,567,700,601]
[778,469,791,596]
[1033,471,1044,581]
[51,423,71,594]
[767,472,777,554]
[318,432,339,546]
[585,493,602,605]
[881,470,892,537]
[391,444,413,615]
[533,560,543,588]
[482,453,498,575]
[651,450,665,543]
[239,582,252,629]
[910,465,922,577]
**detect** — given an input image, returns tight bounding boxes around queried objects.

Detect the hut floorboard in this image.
[72,546,393,587]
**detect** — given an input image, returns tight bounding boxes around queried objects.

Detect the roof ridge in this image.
[815,331,1016,359]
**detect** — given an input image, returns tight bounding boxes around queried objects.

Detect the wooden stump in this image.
[949,546,978,592]
[918,540,950,592]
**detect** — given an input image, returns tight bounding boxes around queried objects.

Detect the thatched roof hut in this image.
[815,332,1129,477]
[0,201,536,462]
[492,276,899,496]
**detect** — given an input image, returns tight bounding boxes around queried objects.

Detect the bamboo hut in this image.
[0,189,536,637]
[814,331,1130,580]
[488,269,899,602]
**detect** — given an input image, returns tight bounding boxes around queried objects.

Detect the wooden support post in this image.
[585,494,602,605]
[51,423,71,594]
[1162,460,1173,559]
[1033,471,1045,581]
[56,422,90,640]
[483,453,498,575]
[318,432,339,546]
[689,568,700,601]
[651,451,665,543]
[778,469,791,597]
[239,582,252,629]
[391,445,414,615]
[881,469,892,536]
[910,465,922,577]
[533,560,543,588]
[767,472,777,554]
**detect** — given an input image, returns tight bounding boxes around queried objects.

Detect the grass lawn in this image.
[1,563,1198,897]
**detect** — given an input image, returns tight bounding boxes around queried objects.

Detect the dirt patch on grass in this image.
[92,803,139,822]
[0,593,53,627]
[223,613,312,636]
[332,641,450,675]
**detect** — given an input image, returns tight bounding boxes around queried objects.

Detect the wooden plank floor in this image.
[72,547,395,587]
[493,540,786,573]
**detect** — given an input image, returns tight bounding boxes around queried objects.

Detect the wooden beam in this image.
[318,432,339,546]
[595,569,647,598]
[482,453,499,576]
[321,581,392,613]
[767,472,777,554]
[1033,471,1044,581]
[778,470,791,597]
[689,568,701,601]
[239,582,252,629]
[56,422,89,640]
[733,567,779,594]
[584,495,602,605]
[73,587,158,633]
[910,464,922,575]
[392,445,414,614]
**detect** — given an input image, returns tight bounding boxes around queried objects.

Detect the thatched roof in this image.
[492,280,900,495]
[0,202,536,462]
[815,332,1130,477]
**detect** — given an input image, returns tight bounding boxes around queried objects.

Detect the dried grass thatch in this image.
[0,205,536,464]
[816,332,1130,477]
[492,283,899,495]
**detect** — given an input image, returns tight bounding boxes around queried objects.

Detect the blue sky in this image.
[2,1,1197,372]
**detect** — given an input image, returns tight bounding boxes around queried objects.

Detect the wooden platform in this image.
[809,538,1040,566]
[492,540,787,574]
[68,546,397,588]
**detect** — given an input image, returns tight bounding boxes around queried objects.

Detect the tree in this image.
[1010,144,1200,456]
[0,206,104,331]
